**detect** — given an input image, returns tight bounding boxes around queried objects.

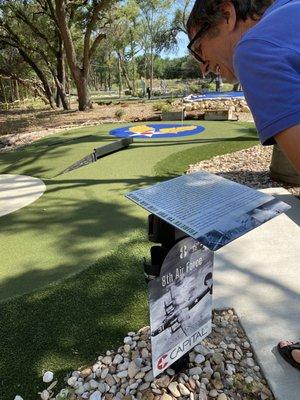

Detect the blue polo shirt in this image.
[234,0,300,145]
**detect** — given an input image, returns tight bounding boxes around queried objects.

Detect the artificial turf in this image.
[0,121,258,399]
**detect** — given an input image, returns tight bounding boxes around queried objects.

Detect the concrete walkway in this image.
[215,188,300,400]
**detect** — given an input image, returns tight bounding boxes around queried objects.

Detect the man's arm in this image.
[275,125,300,173]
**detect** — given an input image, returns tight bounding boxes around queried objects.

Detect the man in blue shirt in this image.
[187,0,300,370]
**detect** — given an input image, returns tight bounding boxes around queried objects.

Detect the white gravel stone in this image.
[139,382,150,391]
[144,370,154,382]
[117,370,128,379]
[246,358,255,368]
[194,344,209,356]
[135,371,145,379]
[178,383,190,396]
[161,394,173,400]
[128,361,140,379]
[67,376,77,387]
[43,371,54,383]
[155,375,170,388]
[113,354,124,365]
[209,389,218,398]
[245,376,254,384]
[43,312,274,400]
[124,344,131,353]
[198,389,208,400]
[98,382,106,393]
[195,354,205,364]
[189,367,202,376]
[226,364,236,376]
[90,391,102,400]
[102,356,112,365]
[212,352,224,365]
[168,381,181,397]
[100,368,109,379]
[166,368,175,376]
[202,366,213,376]
[40,390,50,400]
[124,337,133,345]
[75,385,85,395]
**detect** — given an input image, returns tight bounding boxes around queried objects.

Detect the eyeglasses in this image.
[187,22,211,64]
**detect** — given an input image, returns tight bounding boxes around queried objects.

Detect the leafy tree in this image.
[173,0,194,34]
[137,0,176,91]
[0,0,71,109]
[54,0,117,110]
[0,45,49,104]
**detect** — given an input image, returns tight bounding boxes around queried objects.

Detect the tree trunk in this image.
[118,56,123,98]
[75,73,91,111]
[150,44,154,92]
[18,48,56,108]
[0,79,7,103]
[9,79,14,102]
[108,53,112,91]
[15,80,20,101]
[56,40,70,110]
[117,52,132,91]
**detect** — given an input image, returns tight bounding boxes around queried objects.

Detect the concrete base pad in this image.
[0,174,46,217]
[214,188,300,400]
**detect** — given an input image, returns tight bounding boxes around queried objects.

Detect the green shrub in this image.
[115,109,125,120]
[188,83,201,93]
[153,101,172,112]
[153,101,166,111]
[161,104,172,113]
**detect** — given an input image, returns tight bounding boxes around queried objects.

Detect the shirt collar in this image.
[264,0,294,17]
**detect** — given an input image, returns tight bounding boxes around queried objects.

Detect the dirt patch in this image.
[0,102,159,136]
[0,100,253,152]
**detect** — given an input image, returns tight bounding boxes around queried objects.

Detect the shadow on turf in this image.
[0,234,150,399]
[0,194,152,302]
[0,134,116,179]
[131,135,258,148]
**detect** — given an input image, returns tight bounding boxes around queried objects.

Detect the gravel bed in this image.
[187,145,299,197]
[21,310,274,400]
[0,120,122,153]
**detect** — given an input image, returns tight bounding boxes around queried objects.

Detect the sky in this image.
[163,0,192,59]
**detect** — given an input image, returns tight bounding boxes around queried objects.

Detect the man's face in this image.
[190,19,238,83]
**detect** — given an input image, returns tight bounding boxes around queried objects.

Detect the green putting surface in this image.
[0,121,259,399]
[0,121,258,303]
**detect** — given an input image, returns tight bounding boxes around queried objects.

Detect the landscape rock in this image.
[168,381,181,397]
[28,310,275,400]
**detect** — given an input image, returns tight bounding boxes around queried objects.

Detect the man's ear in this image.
[220,2,237,32]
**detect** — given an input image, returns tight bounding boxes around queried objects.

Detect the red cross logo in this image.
[157,353,168,370]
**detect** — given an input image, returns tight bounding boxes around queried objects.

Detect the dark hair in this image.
[187,0,274,37]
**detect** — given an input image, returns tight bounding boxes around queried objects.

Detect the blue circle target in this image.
[110,124,205,139]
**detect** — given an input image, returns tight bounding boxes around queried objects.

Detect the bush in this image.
[115,109,125,120]
[153,101,171,112]
[188,83,201,94]
[161,104,172,113]
[152,90,162,97]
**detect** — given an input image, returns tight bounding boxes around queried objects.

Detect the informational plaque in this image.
[126,171,291,251]
[149,237,213,377]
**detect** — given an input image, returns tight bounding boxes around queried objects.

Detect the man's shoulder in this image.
[238,0,300,49]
